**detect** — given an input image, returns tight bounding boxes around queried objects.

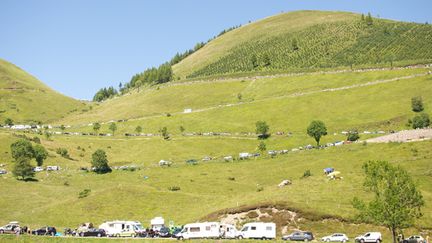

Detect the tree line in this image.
[92,24,242,101]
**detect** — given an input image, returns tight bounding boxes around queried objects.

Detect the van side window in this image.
[190,227,200,232]
[205,226,211,231]
[251,226,257,230]
[266,226,272,231]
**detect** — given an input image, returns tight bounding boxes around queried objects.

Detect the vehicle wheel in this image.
[0,230,4,234]
[116,234,120,237]
[131,233,136,238]
[51,232,55,236]
[376,240,381,243]
[360,240,365,243]
[342,240,347,243]
[304,239,309,242]
[238,235,244,240]
[80,232,84,237]
[178,236,184,240]
[97,233,101,237]
[262,237,267,240]
[327,239,331,242]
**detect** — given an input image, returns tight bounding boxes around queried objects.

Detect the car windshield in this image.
[134,224,144,230]
[241,226,248,232]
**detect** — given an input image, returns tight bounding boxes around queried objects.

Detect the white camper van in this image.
[220,224,239,239]
[238,222,276,240]
[176,222,222,239]
[99,220,145,237]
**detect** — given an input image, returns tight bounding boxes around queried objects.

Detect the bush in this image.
[78,189,91,198]
[56,148,70,159]
[168,186,181,191]
[411,96,424,112]
[412,113,430,129]
[302,169,312,178]
[347,131,360,141]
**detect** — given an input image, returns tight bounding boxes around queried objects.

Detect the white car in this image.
[322,233,349,242]
[355,232,382,243]
[403,235,425,243]
[0,169,7,175]
[33,167,44,172]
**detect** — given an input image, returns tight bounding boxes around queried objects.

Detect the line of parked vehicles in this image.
[0,220,428,242]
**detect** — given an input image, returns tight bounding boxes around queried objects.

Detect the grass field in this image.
[0,59,87,124]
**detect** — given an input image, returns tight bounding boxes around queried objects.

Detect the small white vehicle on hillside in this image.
[33,167,44,172]
[355,232,382,243]
[176,222,221,239]
[238,222,276,240]
[321,233,349,242]
[220,224,239,239]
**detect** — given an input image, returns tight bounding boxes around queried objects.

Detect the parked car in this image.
[157,226,171,238]
[0,169,7,175]
[33,167,44,172]
[283,231,314,241]
[31,226,57,236]
[355,232,382,243]
[78,228,106,237]
[403,235,425,243]
[321,233,349,242]
[46,166,60,171]
[0,221,20,234]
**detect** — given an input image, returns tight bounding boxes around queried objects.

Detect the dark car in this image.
[157,227,171,238]
[283,231,314,241]
[32,226,57,236]
[78,228,106,237]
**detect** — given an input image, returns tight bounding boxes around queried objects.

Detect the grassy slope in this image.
[0,130,431,236]
[0,59,87,123]
[58,68,431,136]
[173,11,359,79]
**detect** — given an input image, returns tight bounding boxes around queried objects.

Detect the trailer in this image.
[99,220,145,237]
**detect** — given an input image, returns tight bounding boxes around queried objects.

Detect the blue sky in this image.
[1,0,431,100]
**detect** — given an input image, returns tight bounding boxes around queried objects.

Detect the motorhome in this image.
[99,220,145,237]
[220,224,239,239]
[238,222,276,240]
[176,222,222,239]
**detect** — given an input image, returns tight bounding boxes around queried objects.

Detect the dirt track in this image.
[366,128,432,143]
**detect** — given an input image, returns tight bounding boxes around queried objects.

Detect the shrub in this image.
[91,149,111,174]
[347,131,360,141]
[78,189,91,198]
[56,148,70,159]
[412,113,430,129]
[246,211,259,218]
[302,169,312,178]
[411,96,424,112]
[168,186,181,191]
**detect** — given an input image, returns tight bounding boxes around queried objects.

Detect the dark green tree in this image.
[179,126,185,133]
[4,118,14,126]
[347,131,360,142]
[13,157,35,180]
[91,149,111,174]
[307,120,327,146]
[352,161,424,243]
[255,121,270,139]
[159,127,170,140]
[412,113,430,129]
[93,123,101,135]
[135,125,143,134]
[292,38,299,51]
[257,141,266,154]
[10,139,34,161]
[60,125,66,132]
[411,96,424,112]
[33,144,48,166]
[366,12,373,25]
[250,55,258,69]
[109,122,117,136]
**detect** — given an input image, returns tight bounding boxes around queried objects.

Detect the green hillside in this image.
[0,59,87,124]
[172,11,432,79]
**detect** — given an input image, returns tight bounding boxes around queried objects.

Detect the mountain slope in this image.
[0,59,87,123]
[173,10,432,79]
